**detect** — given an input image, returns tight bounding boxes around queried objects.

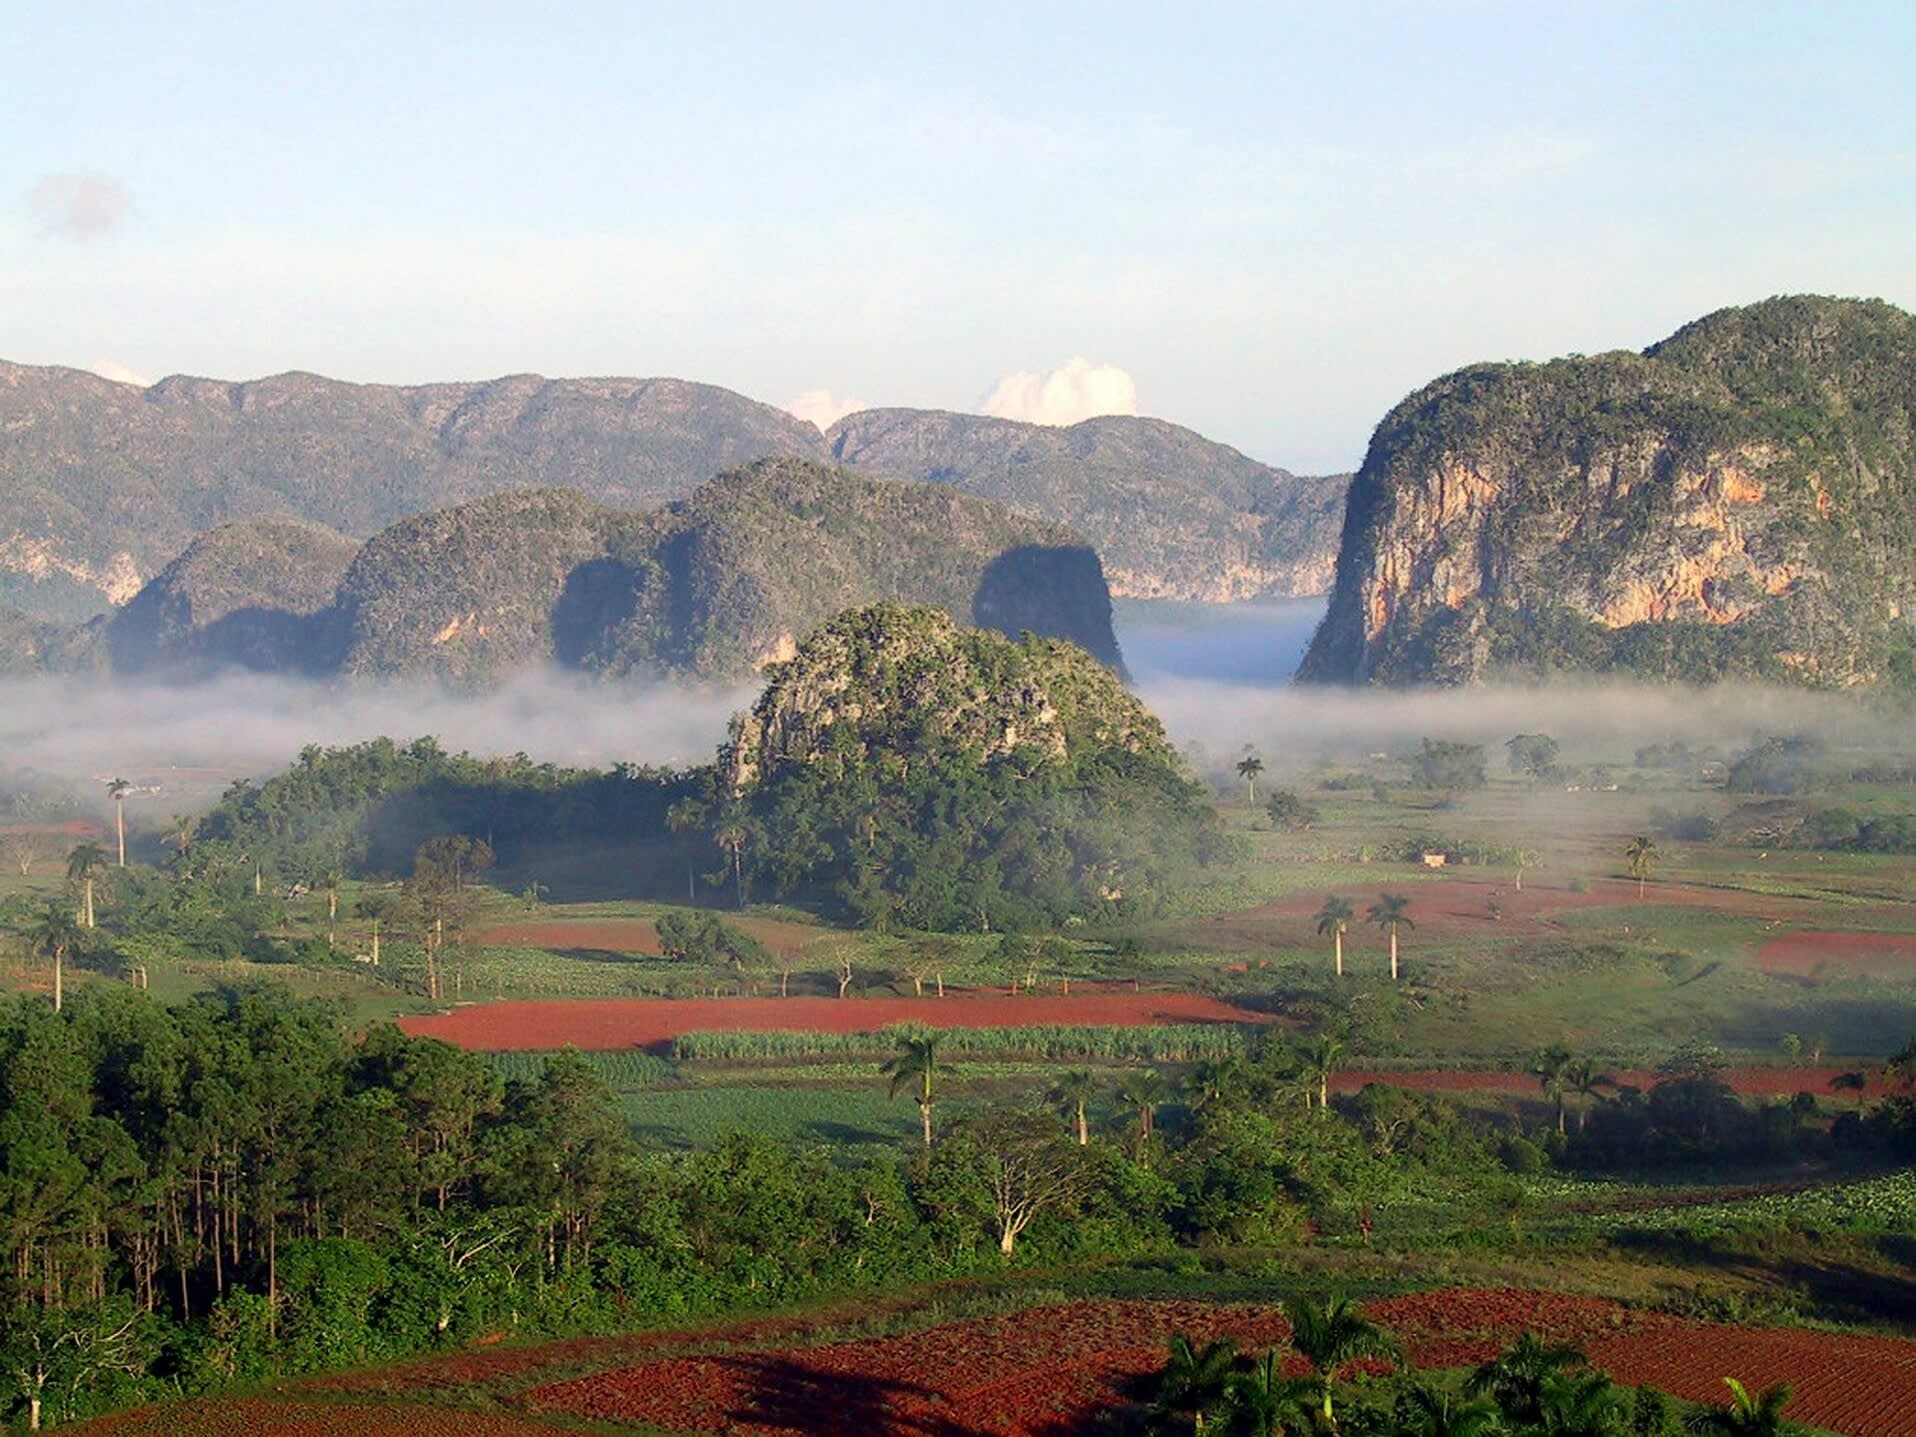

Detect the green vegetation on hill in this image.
[716,604,1228,929]
[53,460,1123,683]
[1301,295,1916,687]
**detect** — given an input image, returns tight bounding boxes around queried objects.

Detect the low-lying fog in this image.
[0,603,1908,813]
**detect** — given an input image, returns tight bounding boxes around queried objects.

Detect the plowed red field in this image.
[512,1290,1916,1437]
[1756,931,1916,979]
[398,992,1264,1051]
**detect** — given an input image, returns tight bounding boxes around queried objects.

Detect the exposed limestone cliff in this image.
[1299,297,1916,686]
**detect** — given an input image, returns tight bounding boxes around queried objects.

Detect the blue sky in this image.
[4,2,1913,471]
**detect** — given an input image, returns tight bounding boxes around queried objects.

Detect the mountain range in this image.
[0,359,1345,617]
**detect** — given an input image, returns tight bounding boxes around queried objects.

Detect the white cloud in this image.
[979,356,1138,426]
[28,172,131,240]
[786,388,866,431]
[90,360,150,387]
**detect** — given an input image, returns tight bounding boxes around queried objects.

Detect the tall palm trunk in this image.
[115,800,126,866]
[1334,928,1344,976]
[53,944,63,1012]
[1075,1101,1088,1146]
[1389,925,1399,980]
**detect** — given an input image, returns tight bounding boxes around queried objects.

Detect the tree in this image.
[66,841,107,929]
[1505,732,1561,779]
[1314,897,1354,977]
[965,1110,1089,1257]
[1413,739,1487,790]
[1155,1331,1240,1434]
[1367,893,1413,980]
[356,891,399,967]
[26,902,80,1013]
[1117,1069,1168,1149]
[881,1031,940,1147]
[1265,789,1319,831]
[1685,1377,1796,1436]
[1468,1331,1589,1429]
[1564,1056,1615,1133]
[1830,1069,1869,1109]
[320,870,342,952]
[2,831,38,878]
[1221,1348,1315,1437]
[1235,754,1265,803]
[666,796,707,903]
[1296,1034,1346,1113]
[1398,1381,1503,1437]
[1513,847,1541,892]
[105,778,132,867]
[1531,1043,1574,1135]
[162,813,195,861]
[1625,835,1660,897]
[715,823,749,909]
[1282,1293,1400,1430]
[1048,1069,1098,1146]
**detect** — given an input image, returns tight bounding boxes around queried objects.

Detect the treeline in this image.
[0,986,1512,1427]
[193,737,697,890]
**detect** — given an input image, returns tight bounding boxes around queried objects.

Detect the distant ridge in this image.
[0,359,1339,615]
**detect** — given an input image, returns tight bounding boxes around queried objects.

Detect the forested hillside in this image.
[63,461,1123,683]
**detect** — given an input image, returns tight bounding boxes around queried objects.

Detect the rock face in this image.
[93,460,1124,685]
[1298,297,1916,686]
[826,410,1348,601]
[0,361,828,616]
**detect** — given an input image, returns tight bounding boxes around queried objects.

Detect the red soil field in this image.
[477,914,827,955]
[512,1290,1916,1437]
[1756,930,1916,979]
[398,991,1266,1051]
[1332,1065,1892,1098]
[72,1397,568,1436]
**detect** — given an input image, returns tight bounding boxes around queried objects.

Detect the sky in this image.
[4,2,1914,473]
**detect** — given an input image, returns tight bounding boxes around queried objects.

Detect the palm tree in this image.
[162,812,195,862]
[105,777,131,866]
[1625,834,1659,897]
[1467,1332,1589,1429]
[1154,1332,1240,1435]
[1296,1034,1346,1114]
[1513,847,1541,892]
[1883,1035,1916,1094]
[357,892,398,967]
[1685,1377,1795,1436]
[1830,1069,1869,1109]
[28,902,81,1012]
[1563,1056,1614,1133]
[715,823,748,909]
[1536,1370,1629,1436]
[1398,1382,1502,1437]
[1314,896,1354,978]
[1366,894,1413,980]
[66,840,108,929]
[1049,1069,1098,1146]
[1530,1043,1574,1135]
[1117,1068,1168,1147]
[1282,1293,1400,1430]
[320,869,342,951]
[666,796,707,902]
[881,1031,940,1147]
[1185,1056,1246,1112]
[1221,1348,1315,1437]
[1235,754,1265,803]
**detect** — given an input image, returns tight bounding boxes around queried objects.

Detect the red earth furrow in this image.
[398,992,1263,1050]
